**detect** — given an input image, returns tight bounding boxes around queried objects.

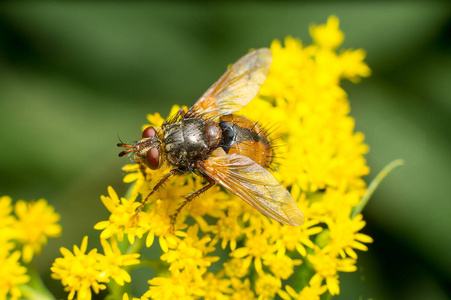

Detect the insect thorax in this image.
[163,118,216,170]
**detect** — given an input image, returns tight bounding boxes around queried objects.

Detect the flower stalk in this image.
[351,159,405,219]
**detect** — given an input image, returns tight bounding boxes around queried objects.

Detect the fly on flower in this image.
[118,48,304,226]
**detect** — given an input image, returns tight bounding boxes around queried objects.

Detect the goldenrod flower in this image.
[230,219,278,275]
[51,234,142,299]
[211,205,243,251]
[263,252,302,280]
[280,277,327,300]
[230,278,255,300]
[146,269,206,300]
[100,237,141,286]
[323,213,374,259]
[203,272,233,300]
[308,247,357,295]
[51,236,109,300]
[94,186,147,244]
[123,293,149,300]
[255,273,281,300]
[14,198,62,263]
[223,257,252,279]
[161,225,218,282]
[79,15,377,299]
[0,196,16,256]
[309,15,344,49]
[0,196,60,299]
[0,251,29,300]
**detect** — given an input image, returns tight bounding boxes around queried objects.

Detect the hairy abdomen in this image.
[218,114,273,168]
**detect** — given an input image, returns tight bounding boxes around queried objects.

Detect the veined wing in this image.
[186,48,272,120]
[198,150,304,226]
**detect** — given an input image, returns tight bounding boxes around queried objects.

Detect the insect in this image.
[118,48,304,226]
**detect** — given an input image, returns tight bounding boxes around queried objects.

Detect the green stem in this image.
[126,234,146,255]
[20,263,55,300]
[140,258,169,275]
[124,182,136,199]
[351,159,404,218]
[289,247,316,292]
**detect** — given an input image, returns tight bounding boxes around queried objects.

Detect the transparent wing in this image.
[198,150,304,226]
[186,48,272,120]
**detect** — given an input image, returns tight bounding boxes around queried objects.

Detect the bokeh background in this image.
[0,2,450,299]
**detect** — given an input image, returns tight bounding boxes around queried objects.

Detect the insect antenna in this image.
[118,148,133,157]
[117,135,135,157]
[117,134,125,144]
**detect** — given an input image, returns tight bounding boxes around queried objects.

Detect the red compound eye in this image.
[145,147,159,170]
[142,126,156,138]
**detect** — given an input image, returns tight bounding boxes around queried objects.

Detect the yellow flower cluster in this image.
[51,16,374,300]
[0,195,61,300]
[51,236,140,300]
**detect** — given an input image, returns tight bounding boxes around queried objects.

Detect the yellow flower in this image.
[123,293,149,300]
[144,105,187,130]
[339,49,371,82]
[223,257,252,279]
[0,251,29,300]
[141,202,180,250]
[14,199,62,263]
[0,196,16,256]
[100,237,141,286]
[230,219,278,275]
[266,186,322,257]
[280,277,327,300]
[0,195,14,223]
[160,225,218,282]
[122,164,147,197]
[203,272,232,300]
[51,235,142,299]
[94,186,147,244]
[255,273,281,300]
[262,252,302,280]
[230,278,255,300]
[51,236,108,300]
[309,185,364,220]
[0,196,62,299]
[248,32,370,194]
[308,247,357,295]
[146,269,206,300]
[185,183,229,233]
[310,15,344,49]
[212,205,243,251]
[323,213,374,258]
[145,112,164,128]
[108,15,374,299]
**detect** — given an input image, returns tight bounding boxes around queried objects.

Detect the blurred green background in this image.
[0,2,450,299]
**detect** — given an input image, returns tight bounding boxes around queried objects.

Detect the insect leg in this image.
[177,107,186,118]
[163,107,187,126]
[171,175,216,228]
[134,168,182,218]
